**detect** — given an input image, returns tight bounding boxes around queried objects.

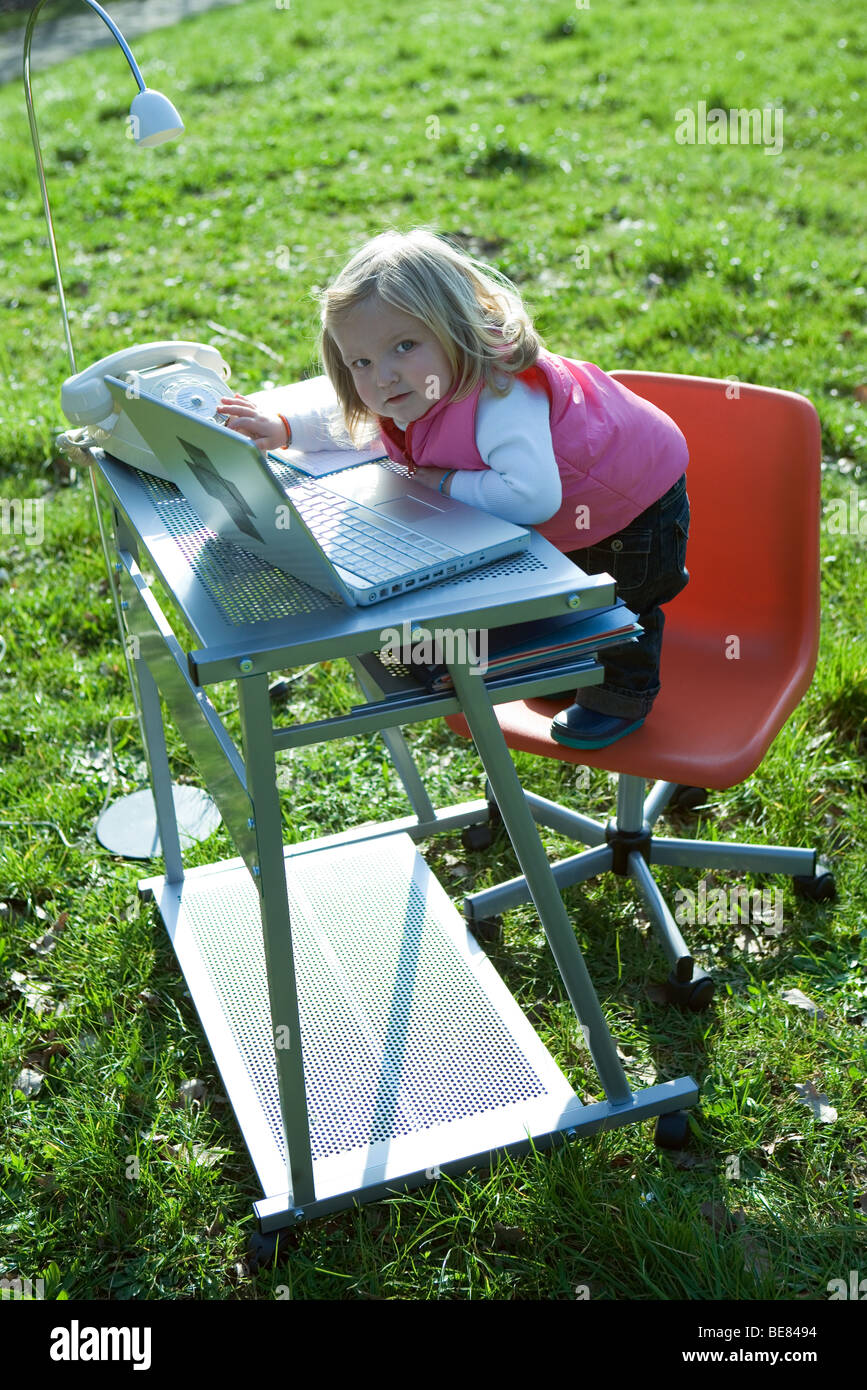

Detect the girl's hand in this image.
[413,466,452,494]
[219,394,290,452]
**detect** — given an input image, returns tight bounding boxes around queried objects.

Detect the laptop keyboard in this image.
[288,480,460,583]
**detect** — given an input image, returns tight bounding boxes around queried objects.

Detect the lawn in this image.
[0,0,865,1305]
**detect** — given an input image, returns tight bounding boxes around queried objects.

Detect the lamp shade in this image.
[130,88,184,146]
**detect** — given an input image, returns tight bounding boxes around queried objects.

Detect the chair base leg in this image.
[651,836,816,876]
[464,843,613,921]
[629,851,693,980]
[463,778,826,990]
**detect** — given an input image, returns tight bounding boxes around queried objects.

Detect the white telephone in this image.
[61,341,232,480]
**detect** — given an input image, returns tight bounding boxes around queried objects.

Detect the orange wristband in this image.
[277,414,292,445]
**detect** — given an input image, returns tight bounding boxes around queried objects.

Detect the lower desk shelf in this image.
[141,832,593,1226]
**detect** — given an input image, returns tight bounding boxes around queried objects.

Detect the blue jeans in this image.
[564,473,690,720]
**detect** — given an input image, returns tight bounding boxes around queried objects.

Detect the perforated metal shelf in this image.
[141,832,586,1216]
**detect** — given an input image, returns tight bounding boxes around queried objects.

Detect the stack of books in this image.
[380,601,641,693]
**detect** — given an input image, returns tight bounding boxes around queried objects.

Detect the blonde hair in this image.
[315,228,544,444]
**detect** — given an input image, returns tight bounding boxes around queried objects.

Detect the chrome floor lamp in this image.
[24,0,220,858]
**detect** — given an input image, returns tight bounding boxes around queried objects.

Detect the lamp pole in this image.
[23,1,216,859]
[24,0,182,375]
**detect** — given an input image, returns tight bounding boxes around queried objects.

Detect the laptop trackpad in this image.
[375,497,447,526]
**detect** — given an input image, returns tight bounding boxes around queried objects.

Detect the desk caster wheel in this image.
[793,860,836,902]
[663,968,715,1012]
[462,823,495,851]
[466,914,502,944]
[654,1110,690,1150]
[248,1228,294,1271]
[667,785,708,814]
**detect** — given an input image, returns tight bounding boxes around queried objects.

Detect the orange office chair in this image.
[447,373,835,1009]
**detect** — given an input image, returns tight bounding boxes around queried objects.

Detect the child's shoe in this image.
[550,705,645,750]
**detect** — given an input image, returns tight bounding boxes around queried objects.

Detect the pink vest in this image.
[376,351,688,549]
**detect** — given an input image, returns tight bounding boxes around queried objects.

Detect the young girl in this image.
[220,228,690,750]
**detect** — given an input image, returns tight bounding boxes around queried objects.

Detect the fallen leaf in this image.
[29,931,59,956]
[781,988,824,1019]
[794,1080,838,1123]
[177,1143,227,1169]
[14,1066,45,1097]
[24,1044,65,1070]
[194,1144,227,1168]
[761,1133,805,1157]
[700,1200,740,1234]
[491,1223,527,1250]
[734,928,765,957]
[8,971,66,1017]
[854,384,867,403]
[616,1046,657,1085]
[669,1151,714,1170]
[644,982,669,1005]
[177,1078,206,1106]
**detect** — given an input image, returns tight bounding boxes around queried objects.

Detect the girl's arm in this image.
[445,378,562,524]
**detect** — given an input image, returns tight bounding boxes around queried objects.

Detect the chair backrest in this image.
[610,372,821,675]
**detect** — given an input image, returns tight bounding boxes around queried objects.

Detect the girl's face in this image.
[331,296,453,425]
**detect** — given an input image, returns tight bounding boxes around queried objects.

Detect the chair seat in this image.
[446,621,817,790]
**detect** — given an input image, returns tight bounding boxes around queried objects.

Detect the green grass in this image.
[0,0,79,37]
[1,0,866,1302]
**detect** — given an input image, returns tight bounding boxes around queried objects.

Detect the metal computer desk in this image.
[93,449,698,1232]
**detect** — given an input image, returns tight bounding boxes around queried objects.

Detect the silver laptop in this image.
[106,378,530,607]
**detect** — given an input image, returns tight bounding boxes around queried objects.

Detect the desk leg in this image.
[135,658,184,885]
[110,506,184,883]
[447,661,632,1107]
[347,656,437,823]
[237,673,316,1210]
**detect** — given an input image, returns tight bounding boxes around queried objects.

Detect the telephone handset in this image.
[61,341,232,480]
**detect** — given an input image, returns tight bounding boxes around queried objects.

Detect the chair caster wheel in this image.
[663,968,715,1012]
[654,1110,690,1150]
[793,861,836,902]
[461,823,495,852]
[667,784,708,814]
[466,914,502,943]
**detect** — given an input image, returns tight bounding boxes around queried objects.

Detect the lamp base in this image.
[96,785,221,859]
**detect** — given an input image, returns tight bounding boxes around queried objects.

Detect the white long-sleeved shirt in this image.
[252,375,562,527]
